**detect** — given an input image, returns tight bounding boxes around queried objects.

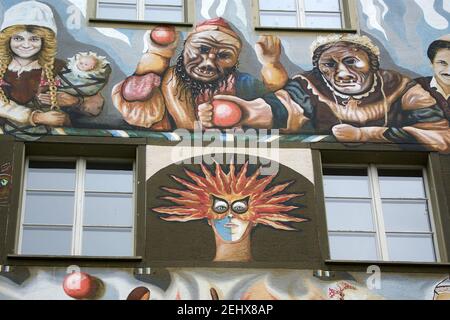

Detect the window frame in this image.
[17,156,136,257]
[323,163,440,263]
[3,139,146,268]
[89,0,194,28]
[253,0,359,33]
[312,149,450,273]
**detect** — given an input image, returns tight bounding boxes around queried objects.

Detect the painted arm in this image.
[38,64,113,117]
[112,81,166,128]
[398,84,450,153]
[0,99,69,127]
[38,91,106,117]
[198,79,312,131]
[64,63,112,116]
[0,99,33,124]
[113,27,179,128]
[255,36,289,92]
[333,84,450,153]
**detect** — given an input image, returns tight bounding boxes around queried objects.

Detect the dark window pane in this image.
[378,169,423,178]
[323,168,368,176]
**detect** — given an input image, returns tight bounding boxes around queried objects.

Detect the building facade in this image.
[0,0,449,300]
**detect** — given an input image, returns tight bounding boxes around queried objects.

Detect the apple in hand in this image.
[211,100,242,128]
[150,26,177,46]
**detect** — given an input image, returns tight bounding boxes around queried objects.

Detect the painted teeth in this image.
[195,67,215,75]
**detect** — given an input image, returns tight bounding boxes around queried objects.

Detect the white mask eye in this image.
[212,198,229,214]
[231,200,248,214]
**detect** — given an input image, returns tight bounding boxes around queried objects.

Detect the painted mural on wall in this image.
[112,19,288,130]
[153,161,307,262]
[0,162,12,205]
[433,277,450,300]
[0,267,449,300]
[146,154,317,264]
[0,1,448,152]
[0,1,110,141]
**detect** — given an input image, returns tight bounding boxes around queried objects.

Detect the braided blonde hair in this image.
[0,25,58,109]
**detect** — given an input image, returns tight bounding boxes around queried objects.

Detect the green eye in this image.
[212,196,229,214]
[0,179,8,187]
[213,200,229,214]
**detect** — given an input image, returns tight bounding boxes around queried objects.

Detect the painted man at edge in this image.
[416,35,450,122]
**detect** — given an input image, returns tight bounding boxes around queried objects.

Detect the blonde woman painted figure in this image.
[0,1,107,139]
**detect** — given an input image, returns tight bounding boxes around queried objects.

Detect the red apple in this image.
[212,99,242,128]
[150,26,176,46]
[63,272,96,300]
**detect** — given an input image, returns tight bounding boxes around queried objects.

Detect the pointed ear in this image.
[211,195,227,203]
[242,196,250,204]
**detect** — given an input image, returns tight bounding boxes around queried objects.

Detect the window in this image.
[18,158,135,257]
[258,0,349,29]
[96,0,187,23]
[323,165,438,263]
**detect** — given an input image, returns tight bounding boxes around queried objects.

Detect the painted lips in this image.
[225,223,238,228]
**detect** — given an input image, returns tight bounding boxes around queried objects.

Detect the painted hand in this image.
[38,92,81,107]
[197,95,273,129]
[197,102,214,128]
[332,124,364,142]
[33,111,70,127]
[149,26,179,49]
[122,73,161,102]
[255,35,282,65]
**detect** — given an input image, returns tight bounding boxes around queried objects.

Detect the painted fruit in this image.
[212,100,242,128]
[63,272,95,300]
[150,26,176,46]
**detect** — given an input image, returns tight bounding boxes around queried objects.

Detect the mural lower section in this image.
[0,267,448,300]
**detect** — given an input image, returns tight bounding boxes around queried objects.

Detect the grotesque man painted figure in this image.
[153,162,306,262]
[112,18,288,130]
[198,34,450,153]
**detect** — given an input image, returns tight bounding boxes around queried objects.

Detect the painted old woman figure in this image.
[0,1,108,140]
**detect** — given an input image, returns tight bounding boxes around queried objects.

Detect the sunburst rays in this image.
[153,162,307,231]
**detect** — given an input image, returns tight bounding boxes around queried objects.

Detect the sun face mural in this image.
[153,161,307,262]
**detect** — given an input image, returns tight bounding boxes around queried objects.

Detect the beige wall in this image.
[146,146,315,184]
